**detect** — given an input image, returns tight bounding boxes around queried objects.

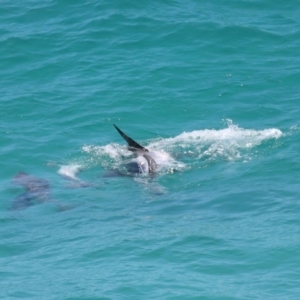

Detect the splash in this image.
[81,120,282,171]
[82,143,183,173]
[148,120,282,162]
[57,164,83,181]
[57,164,93,188]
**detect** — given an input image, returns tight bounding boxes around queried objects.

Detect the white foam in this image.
[81,120,283,171]
[82,143,131,160]
[57,164,93,188]
[82,143,184,173]
[148,120,282,162]
[58,164,83,181]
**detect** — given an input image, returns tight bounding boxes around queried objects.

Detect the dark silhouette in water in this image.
[12,172,51,210]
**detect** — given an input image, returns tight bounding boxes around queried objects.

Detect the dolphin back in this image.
[113,124,148,152]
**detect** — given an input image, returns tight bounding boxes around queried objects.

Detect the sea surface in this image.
[1,1,300,299]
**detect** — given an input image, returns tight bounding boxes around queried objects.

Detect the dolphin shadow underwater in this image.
[11,172,51,210]
[11,172,75,211]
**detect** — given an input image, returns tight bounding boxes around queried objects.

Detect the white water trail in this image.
[82,120,283,171]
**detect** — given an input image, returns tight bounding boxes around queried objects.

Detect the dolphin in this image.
[11,172,51,209]
[113,124,157,176]
[11,172,76,211]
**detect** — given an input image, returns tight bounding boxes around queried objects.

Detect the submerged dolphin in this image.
[11,172,75,211]
[113,124,157,176]
[11,172,50,209]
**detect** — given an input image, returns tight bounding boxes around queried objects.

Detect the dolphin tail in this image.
[113,124,148,152]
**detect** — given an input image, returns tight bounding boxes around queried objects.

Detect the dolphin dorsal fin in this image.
[113,124,149,152]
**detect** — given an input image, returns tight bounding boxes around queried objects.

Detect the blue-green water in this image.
[1,1,300,299]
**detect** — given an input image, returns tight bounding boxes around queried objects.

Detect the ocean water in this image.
[1,0,300,299]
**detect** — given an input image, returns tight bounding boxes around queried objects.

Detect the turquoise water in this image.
[1,1,300,299]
